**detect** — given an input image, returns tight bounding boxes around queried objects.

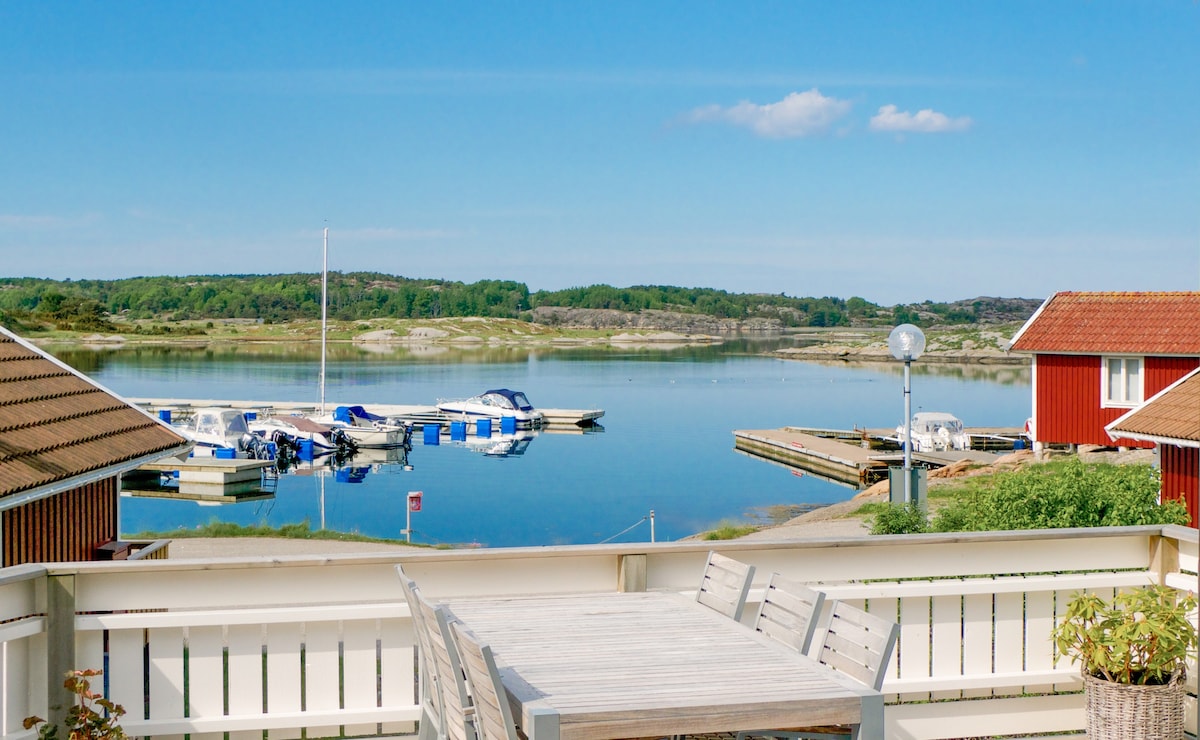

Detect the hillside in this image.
[0,273,1043,337]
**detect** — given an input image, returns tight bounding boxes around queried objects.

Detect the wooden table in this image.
[446,591,883,740]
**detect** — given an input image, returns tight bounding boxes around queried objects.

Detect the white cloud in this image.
[685,89,852,138]
[869,104,972,133]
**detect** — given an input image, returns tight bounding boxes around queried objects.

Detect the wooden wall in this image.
[1161,444,1199,528]
[1035,355,1199,446]
[2,477,119,567]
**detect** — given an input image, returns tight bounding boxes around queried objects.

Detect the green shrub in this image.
[868,501,929,535]
[930,459,1189,532]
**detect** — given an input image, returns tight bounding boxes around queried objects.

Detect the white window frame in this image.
[1101,355,1144,408]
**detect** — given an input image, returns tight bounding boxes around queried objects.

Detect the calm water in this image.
[50,340,1031,547]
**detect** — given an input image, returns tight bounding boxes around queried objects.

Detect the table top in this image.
[446,591,879,740]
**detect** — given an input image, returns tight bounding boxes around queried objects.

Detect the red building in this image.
[0,326,192,566]
[1009,291,1200,448]
[1106,368,1200,527]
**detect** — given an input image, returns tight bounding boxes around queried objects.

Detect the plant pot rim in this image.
[1082,667,1186,688]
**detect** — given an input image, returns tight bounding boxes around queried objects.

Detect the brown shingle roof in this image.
[1107,368,1200,446]
[1009,291,1200,355]
[0,327,190,500]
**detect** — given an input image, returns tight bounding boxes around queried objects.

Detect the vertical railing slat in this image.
[187,625,226,740]
[961,592,993,699]
[898,593,932,702]
[227,623,264,740]
[302,621,342,739]
[106,629,144,721]
[265,623,302,740]
[379,616,415,736]
[343,618,384,738]
[931,592,961,701]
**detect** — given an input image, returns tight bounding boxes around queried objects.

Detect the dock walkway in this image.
[129,398,604,428]
[734,426,1021,486]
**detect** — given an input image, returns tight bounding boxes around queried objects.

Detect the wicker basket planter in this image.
[1082,670,1186,740]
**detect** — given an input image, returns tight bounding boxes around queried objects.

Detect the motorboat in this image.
[249,414,357,457]
[312,405,414,448]
[437,389,544,427]
[897,412,970,452]
[176,408,274,459]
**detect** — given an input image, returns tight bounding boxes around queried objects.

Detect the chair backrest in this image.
[696,551,756,621]
[449,621,521,740]
[753,573,826,655]
[815,600,900,691]
[396,565,444,739]
[414,594,476,740]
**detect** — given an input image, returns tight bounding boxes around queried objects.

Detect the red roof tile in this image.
[1107,368,1200,445]
[0,327,191,500]
[1010,291,1200,355]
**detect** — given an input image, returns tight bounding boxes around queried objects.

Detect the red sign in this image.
[408,491,423,512]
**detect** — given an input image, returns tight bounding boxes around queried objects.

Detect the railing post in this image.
[1149,534,1180,587]
[46,574,77,730]
[617,554,647,592]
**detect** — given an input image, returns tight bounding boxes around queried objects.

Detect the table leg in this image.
[527,708,560,740]
[851,693,884,740]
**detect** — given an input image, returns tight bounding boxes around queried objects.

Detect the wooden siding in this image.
[1161,444,1199,528]
[1034,354,1199,446]
[2,477,119,566]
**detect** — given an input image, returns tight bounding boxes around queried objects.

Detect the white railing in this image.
[0,525,1195,740]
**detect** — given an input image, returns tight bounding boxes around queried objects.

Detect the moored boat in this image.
[437,389,544,427]
[176,407,274,459]
[897,412,970,452]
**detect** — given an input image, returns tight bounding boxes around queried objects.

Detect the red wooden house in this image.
[1104,368,1200,527]
[0,326,192,566]
[1009,291,1200,449]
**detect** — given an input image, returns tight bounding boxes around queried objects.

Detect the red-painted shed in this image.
[1009,291,1200,448]
[1106,368,1200,528]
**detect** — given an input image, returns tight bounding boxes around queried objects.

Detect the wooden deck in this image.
[733,426,1016,486]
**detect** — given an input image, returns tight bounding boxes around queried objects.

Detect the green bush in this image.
[868,501,929,535]
[930,459,1189,532]
[704,521,759,540]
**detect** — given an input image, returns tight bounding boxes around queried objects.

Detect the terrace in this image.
[1,525,1196,740]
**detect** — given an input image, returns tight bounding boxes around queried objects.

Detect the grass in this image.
[703,521,760,540]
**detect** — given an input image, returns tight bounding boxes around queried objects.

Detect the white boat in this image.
[176,408,273,459]
[313,406,414,449]
[437,389,544,427]
[249,414,356,456]
[898,412,970,452]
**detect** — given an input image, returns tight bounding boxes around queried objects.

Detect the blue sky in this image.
[2,2,1197,304]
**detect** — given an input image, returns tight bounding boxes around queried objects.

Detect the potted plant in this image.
[1052,584,1197,740]
[24,669,126,740]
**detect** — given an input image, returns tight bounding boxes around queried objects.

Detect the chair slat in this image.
[696,551,756,621]
[450,621,522,740]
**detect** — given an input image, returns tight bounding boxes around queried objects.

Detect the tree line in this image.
[0,273,999,331]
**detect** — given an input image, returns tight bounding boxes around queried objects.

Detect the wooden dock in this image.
[128,398,604,428]
[733,426,1021,487]
[123,457,277,502]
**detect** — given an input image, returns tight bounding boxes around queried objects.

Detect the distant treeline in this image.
[0,273,994,331]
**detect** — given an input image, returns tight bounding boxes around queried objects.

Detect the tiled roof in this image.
[0,327,190,501]
[1107,368,1200,445]
[1009,291,1200,355]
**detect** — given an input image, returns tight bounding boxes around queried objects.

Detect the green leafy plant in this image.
[867,501,928,535]
[24,669,127,740]
[1052,585,1198,685]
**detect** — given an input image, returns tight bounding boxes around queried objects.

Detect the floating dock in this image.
[129,398,604,428]
[733,425,1025,487]
[123,457,277,502]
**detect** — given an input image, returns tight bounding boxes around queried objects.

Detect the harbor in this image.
[733,425,1028,487]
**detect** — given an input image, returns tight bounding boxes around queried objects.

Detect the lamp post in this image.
[888,323,926,505]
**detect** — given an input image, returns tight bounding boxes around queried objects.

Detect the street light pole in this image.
[888,324,926,506]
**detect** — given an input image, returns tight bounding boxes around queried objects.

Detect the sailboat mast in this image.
[319,227,328,415]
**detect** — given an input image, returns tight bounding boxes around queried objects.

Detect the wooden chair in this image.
[696,551,756,621]
[449,620,524,740]
[736,601,898,740]
[403,579,477,740]
[396,565,445,740]
[752,574,826,656]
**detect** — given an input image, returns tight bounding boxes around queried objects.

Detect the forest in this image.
[0,272,1004,333]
